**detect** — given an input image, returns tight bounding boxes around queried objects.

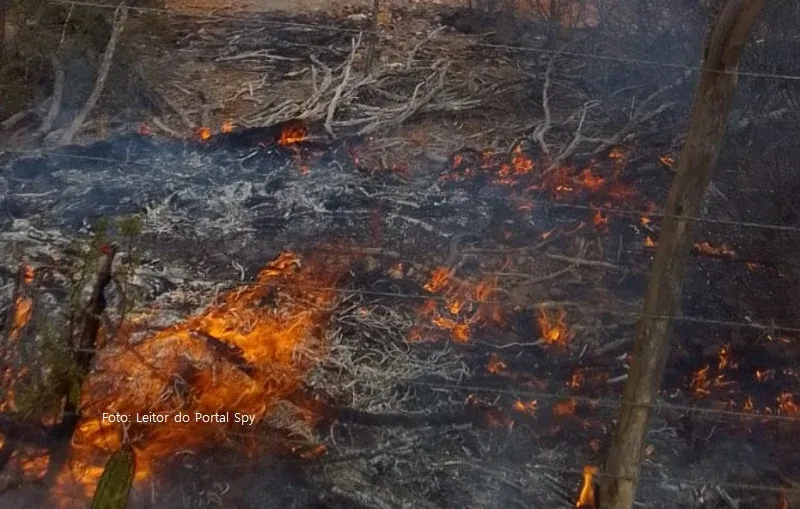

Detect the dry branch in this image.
[325,35,362,136]
[59,5,129,145]
[242,29,494,137]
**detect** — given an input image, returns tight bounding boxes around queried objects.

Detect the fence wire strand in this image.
[5,149,800,235]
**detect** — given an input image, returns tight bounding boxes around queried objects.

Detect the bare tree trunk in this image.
[599,2,764,509]
[364,0,380,73]
[0,0,9,54]
[58,5,128,145]
[37,56,65,136]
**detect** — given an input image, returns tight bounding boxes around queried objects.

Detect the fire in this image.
[52,251,348,501]
[424,267,452,293]
[569,369,584,389]
[592,209,609,229]
[644,236,656,248]
[576,465,598,508]
[197,127,212,141]
[777,393,798,416]
[577,169,605,191]
[487,353,507,375]
[8,288,34,343]
[513,399,538,416]
[221,120,233,133]
[278,122,310,146]
[693,242,736,258]
[497,145,534,182]
[417,268,501,343]
[717,345,731,370]
[537,308,573,345]
[553,398,577,416]
[659,155,675,168]
[690,365,711,397]
[607,147,625,160]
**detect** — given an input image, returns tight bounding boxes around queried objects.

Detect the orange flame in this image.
[743,395,754,412]
[592,209,609,229]
[644,236,656,248]
[487,354,507,375]
[221,120,233,133]
[577,169,605,191]
[197,127,212,141]
[5,263,35,348]
[513,400,538,416]
[424,267,452,293]
[537,308,573,345]
[52,251,347,501]
[576,465,598,508]
[553,398,577,416]
[569,369,584,389]
[278,122,310,146]
[693,242,736,258]
[690,365,711,397]
[659,155,675,168]
[777,393,798,416]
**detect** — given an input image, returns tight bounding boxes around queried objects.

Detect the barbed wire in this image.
[3,3,796,499]
[43,0,800,82]
[525,464,796,497]
[65,273,797,335]
[6,149,800,235]
[406,379,800,423]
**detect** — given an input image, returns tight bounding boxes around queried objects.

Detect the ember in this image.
[278,121,310,145]
[197,127,212,141]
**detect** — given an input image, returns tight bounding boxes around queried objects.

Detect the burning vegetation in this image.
[0,0,799,508]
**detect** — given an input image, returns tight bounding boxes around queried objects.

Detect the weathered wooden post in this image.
[599,2,765,509]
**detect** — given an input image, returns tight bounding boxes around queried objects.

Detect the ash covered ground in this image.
[0,125,797,509]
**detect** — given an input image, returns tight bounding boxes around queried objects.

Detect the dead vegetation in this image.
[1,1,799,508]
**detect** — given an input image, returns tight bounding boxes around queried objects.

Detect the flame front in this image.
[51,251,347,504]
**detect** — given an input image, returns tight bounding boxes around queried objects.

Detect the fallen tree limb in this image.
[0,98,52,131]
[325,35,361,136]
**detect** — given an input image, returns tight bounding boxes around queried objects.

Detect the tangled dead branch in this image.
[242,29,493,137]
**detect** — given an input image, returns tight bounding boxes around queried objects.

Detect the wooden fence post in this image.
[599,1,765,509]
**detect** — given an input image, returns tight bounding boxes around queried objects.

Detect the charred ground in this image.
[1,1,799,508]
